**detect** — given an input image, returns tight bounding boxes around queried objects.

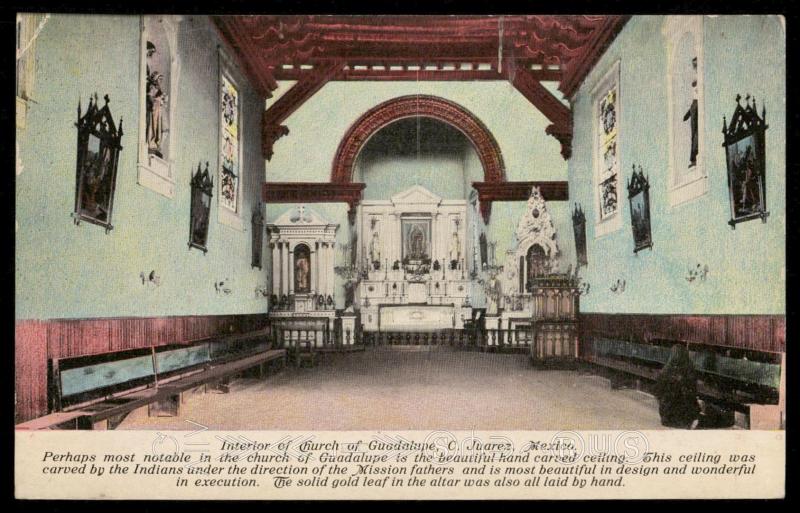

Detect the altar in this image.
[355,186,480,331]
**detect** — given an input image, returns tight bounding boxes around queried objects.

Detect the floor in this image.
[119,346,666,431]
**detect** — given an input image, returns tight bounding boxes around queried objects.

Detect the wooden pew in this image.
[583,353,778,413]
[16,329,286,430]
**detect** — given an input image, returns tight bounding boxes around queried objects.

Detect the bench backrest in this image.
[587,336,782,389]
[51,333,271,410]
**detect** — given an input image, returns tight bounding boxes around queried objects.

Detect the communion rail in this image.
[363,326,574,357]
[271,317,363,353]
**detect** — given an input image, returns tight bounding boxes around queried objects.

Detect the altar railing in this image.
[271,317,361,351]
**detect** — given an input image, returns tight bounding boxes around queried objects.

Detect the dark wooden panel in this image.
[472,181,568,202]
[15,321,49,424]
[580,313,785,354]
[15,313,270,423]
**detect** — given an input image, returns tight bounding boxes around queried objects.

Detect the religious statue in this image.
[449,231,461,270]
[145,41,168,158]
[683,56,699,168]
[369,230,381,269]
[485,275,502,315]
[409,226,426,259]
[295,252,310,292]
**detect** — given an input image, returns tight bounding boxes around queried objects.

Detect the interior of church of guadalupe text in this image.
[14,14,785,431]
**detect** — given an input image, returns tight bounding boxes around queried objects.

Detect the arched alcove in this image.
[293,243,311,294]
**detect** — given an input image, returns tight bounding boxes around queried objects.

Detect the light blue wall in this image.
[354,116,476,200]
[359,154,467,200]
[264,80,574,290]
[567,15,785,314]
[16,15,269,320]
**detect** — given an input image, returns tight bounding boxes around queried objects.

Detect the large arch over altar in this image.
[331,95,507,185]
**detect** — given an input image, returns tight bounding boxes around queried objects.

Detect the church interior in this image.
[14,14,785,431]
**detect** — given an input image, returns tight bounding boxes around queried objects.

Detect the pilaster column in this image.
[327,242,336,297]
[281,242,289,296]
[271,242,280,296]
[433,213,442,264]
[317,240,324,296]
[311,242,318,295]
[391,213,401,264]
[288,246,295,295]
[319,242,328,298]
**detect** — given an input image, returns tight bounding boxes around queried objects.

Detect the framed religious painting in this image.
[627,165,653,253]
[188,162,213,253]
[251,207,264,269]
[479,232,488,269]
[401,217,431,264]
[572,203,588,266]
[722,94,769,228]
[73,93,123,232]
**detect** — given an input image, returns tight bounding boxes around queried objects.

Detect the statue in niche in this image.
[369,230,381,270]
[294,246,310,293]
[683,56,699,168]
[410,226,426,260]
[145,41,168,158]
[449,231,461,270]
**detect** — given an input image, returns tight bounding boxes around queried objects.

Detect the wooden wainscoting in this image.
[15,313,269,424]
[579,313,785,355]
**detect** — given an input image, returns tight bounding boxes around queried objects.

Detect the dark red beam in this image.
[559,15,630,99]
[261,60,344,160]
[473,181,568,202]
[213,16,279,98]
[472,181,568,224]
[273,67,562,82]
[509,67,573,159]
[263,182,366,210]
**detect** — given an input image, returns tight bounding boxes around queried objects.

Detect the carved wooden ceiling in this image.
[215,15,629,221]
[213,15,628,97]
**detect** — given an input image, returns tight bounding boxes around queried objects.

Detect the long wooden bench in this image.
[583,353,778,412]
[78,350,287,428]
[16,329,287,430]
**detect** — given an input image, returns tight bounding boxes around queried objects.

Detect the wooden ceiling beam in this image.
[213,16,279,98]
[472,181,568,202]
[509,66,573,159]
[272,67,562,82]
[472,181,568,224]
[261,60,345,160]
[263,182,366,223]
[559,15,630,99]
